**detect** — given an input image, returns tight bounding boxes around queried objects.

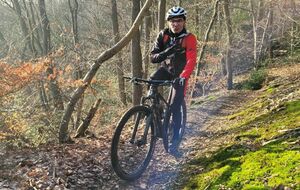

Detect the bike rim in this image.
[114,110,154,178]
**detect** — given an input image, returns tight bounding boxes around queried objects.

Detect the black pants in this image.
[150,66,185,142]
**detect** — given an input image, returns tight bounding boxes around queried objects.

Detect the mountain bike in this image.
[111,77,186,181]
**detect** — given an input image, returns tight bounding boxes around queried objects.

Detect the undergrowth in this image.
[235,69,267,90]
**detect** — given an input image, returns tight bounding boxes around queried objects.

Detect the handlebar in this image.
[124,76,174,86]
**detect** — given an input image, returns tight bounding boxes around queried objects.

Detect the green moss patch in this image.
[182,101,300,189]
[184,140,299,190]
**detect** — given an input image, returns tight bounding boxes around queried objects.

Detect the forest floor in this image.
[0,63,299,190]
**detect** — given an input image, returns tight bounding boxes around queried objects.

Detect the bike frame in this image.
[128,84,173,152]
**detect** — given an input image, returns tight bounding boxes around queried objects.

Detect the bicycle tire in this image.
[177,100,187,145]
[162,100,187,152]
[162,106,171,152]
[111,106,156,181]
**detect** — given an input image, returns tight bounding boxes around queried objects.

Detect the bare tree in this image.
[11,0,31,59]
[143,8,152,79]
[223,0,233,90]
[22,0,37,57]
[249,0,258,68]
[158,0,166,31]
[195,0,220,76]
[59,0,154,143]
[131,0,143,106]
[268,1,274,59]
[177,0,182,7]
[74,98,101,138]
[257,8,272,65]
[29,0,43,55]
[0,30,8,58]
[39,0,64,110]
[290,0,297,54]
[68,0,84,129]
[111,0,126,105]
[38,0,50,54]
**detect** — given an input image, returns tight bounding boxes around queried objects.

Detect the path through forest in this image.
[1,64,298,190]
[0,89,255,190]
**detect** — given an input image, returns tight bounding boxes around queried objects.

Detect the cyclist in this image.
[150,6,197,154]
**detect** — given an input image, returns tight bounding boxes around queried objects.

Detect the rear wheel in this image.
[162,100,187,152]
[111,106,156,181]
[162,107,172,152]
[178,100,187,145]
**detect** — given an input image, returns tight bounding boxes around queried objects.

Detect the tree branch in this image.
[59,0,154,143]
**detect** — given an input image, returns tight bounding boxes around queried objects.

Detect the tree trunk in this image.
[12,0,31,59]
[39,0,64,110]
[59,0,153,143]
[195,0,220,76]
[38,0,50,54]
[223,0,233,90]
[131,0,143,106]
[0,30,8,58]
[38,80,49,110]
[68,0,84,129]
[258,0,265,21]
[249,0,258,69]
[111,0,127,105]
[290,0,297,55]
[268,1,274,59]
[29,0,43,55]
[257,9,271,65]
[190,0,220,98]
[74,98,101,138]
[69,0,79,45]
[177,0,182,7]
[195,6,200,34]
[143,9,152,79]
[22,0,37,57]
[158,0,166,31]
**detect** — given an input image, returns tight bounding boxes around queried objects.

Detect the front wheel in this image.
[111,106,156,181]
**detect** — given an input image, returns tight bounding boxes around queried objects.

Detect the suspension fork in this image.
[129,96,153,145]
[129,112,142,144]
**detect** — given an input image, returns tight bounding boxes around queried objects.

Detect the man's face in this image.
[168,18,185,34]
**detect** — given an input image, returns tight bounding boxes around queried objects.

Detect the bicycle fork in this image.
[129,112,152,146]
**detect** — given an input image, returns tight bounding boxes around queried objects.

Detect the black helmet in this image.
[166,6,187,21]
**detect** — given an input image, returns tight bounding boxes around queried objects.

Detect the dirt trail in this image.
[1,64,298,190]
[0,90,255,190]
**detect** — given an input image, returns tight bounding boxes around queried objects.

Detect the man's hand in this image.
[163,44,179,57]
[174,77,185,86]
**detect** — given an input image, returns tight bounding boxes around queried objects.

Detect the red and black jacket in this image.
[150,28,197,79]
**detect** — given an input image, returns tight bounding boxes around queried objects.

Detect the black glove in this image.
[162,44,178,57]
[151,43,183,63]
[174,77,186,87]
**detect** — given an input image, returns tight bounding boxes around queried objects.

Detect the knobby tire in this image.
[111,106,155,181]
[162,100,187,152]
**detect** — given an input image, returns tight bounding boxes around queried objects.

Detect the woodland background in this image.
[0,0,299,146]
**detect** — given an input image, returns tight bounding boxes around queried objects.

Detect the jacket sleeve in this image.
[150,31,166,63]
[180,34,197,79]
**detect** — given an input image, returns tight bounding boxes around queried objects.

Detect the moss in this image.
[286,100,300,113]
[182,101,300,189]
[184,141,300,190]
[229,147,300,189]
[266,86,275,94]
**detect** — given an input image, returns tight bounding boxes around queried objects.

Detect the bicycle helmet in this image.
[166,6,187,21]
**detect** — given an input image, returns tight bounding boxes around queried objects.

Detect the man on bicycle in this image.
[150,6,197,154]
